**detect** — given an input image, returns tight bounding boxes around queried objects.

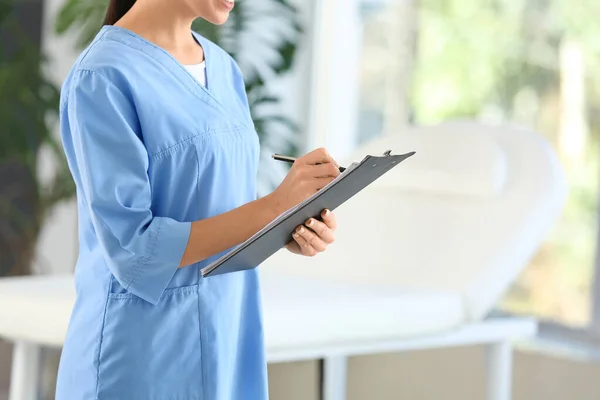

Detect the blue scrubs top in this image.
[55,25,267,400]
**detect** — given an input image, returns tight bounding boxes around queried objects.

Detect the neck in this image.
[115,0,196,50]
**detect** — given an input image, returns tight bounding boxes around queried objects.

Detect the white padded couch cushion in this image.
[0,274,73,346]
[343,121,508,197]
[0,273,465,349]
[260,271,464,350]
[263,123,567,322]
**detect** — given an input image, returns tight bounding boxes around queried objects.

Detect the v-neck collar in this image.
[99,25,221,111]
[191,32,211,90]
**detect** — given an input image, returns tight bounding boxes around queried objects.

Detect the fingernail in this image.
[307,219,314,227]
[324,209,330,216]
[293,233,299,238]
[297,227,304,234]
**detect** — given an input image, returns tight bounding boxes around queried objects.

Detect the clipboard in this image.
[201,149,416,277]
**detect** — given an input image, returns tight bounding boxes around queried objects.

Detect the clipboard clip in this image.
[383,149,392,157]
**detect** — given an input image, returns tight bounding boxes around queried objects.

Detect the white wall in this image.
[301,0,415,160]
[305,0,362,159]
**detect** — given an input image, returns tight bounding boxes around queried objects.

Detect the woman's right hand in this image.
[268,148,341,212]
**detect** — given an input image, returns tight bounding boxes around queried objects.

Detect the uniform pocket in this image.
[97,286,203,400]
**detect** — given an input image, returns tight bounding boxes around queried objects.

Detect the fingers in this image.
[301,147,336,166]
[300,163,339,193]
[320,209,337,230]
[299,169,336,193]
[293,225,327,254]
[310,162,340,179]
[289,210,338,257]
[294,148,340,194]
[291,230,317,256]
[284,239,302,255]
[304,217,335,244]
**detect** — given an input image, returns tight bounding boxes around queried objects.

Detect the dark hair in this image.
[103,0,136,25]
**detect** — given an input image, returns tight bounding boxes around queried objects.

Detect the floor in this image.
[268,344,600,400]
[0,341,9,400]
[2,342,600,399]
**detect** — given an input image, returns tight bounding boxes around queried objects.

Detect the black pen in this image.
[272,154,346,172]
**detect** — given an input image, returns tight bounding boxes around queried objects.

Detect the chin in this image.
[206,12,230,25]
[198,0,233,25]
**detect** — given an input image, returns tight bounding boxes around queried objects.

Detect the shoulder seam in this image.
[59,29,110,109]
[63,69,130,110]
[78,29,109,68]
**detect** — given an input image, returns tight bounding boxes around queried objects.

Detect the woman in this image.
[55,0,340,398]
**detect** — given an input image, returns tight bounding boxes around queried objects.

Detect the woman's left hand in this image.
[285,209,337,257]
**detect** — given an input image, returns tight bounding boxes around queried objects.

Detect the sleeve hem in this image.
[125,219,192,305]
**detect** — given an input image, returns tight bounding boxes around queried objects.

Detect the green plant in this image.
[55,0,303,194]
[0,3,76,276]
[413,0,600,124]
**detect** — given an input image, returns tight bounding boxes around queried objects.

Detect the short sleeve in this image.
[67,70,191,305]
